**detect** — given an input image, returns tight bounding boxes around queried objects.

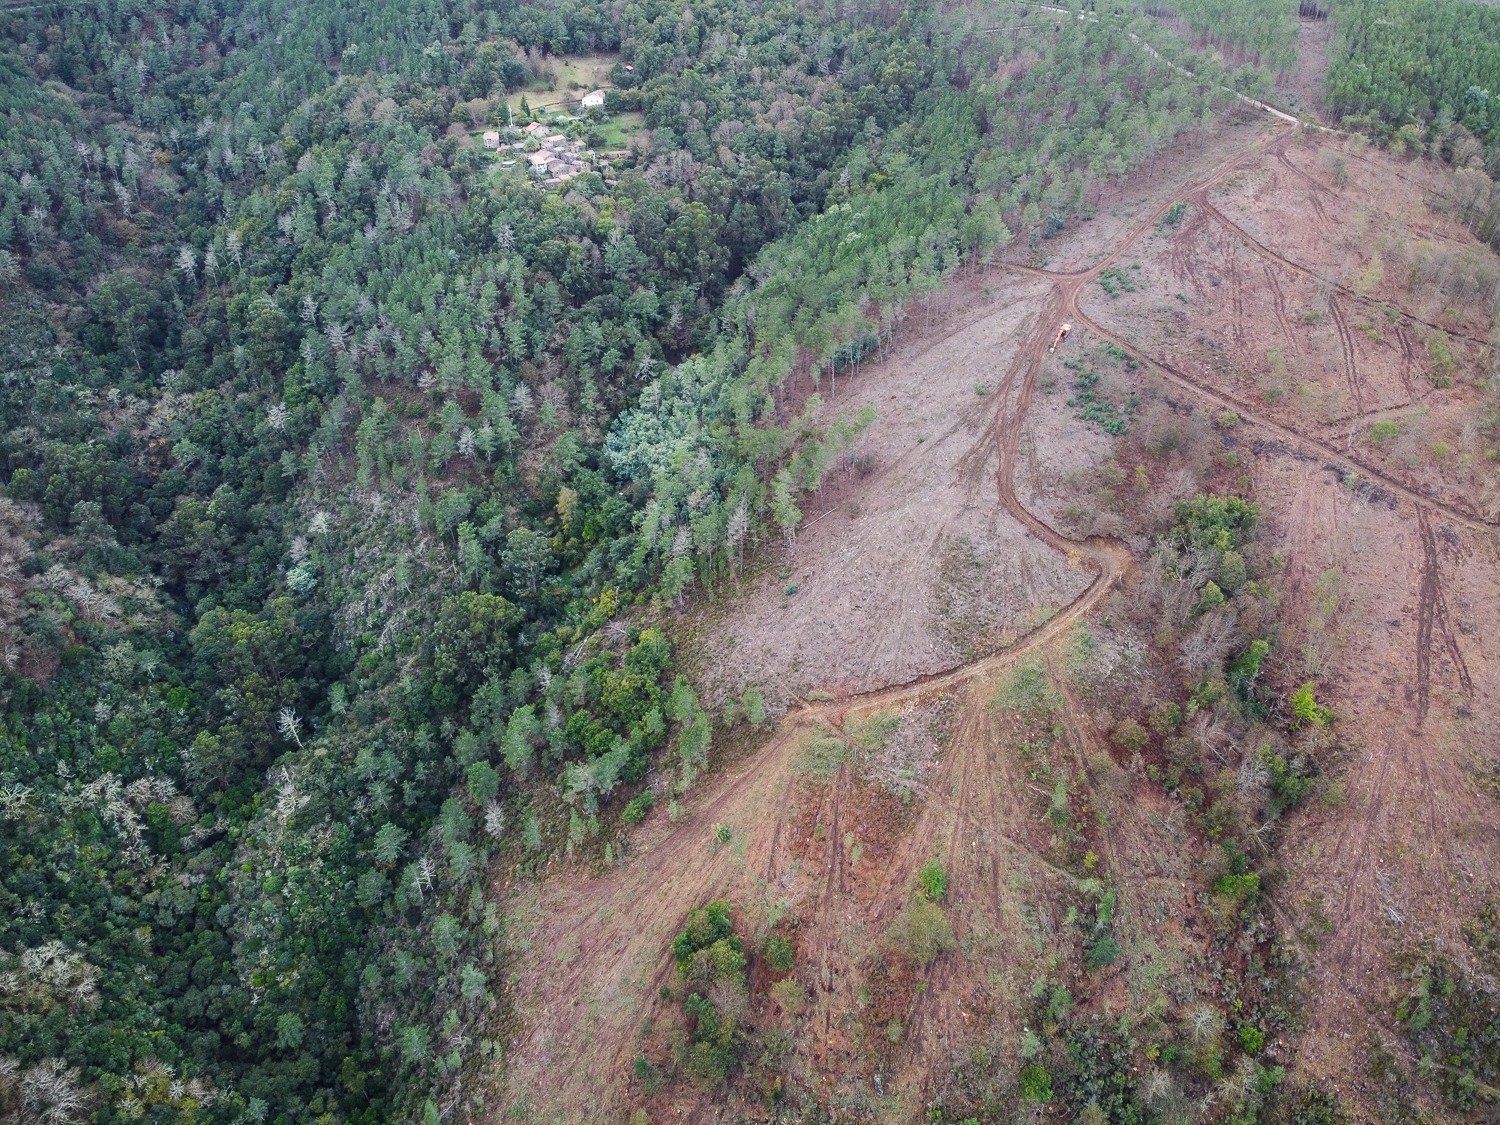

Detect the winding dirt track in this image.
[495,124,1498,1116]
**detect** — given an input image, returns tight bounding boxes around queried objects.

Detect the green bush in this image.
[1289,683,1332,728]
[890,898,955,966]
[916,861,948,902]
[1085,933,1121,969]
[1147,702,1181,735]
[1019,1063,1054,1102]
[683,1039,735,1088]
[1112,718,1149,752]
[1196,580,1226,614]
[764,933,794,974]
[1291,1085,1344,1125]
[1170,495,1259,552]
[741,686,767,727]
[672,900,734,969]
[1213,871,1262,903]
[622,791,655,824]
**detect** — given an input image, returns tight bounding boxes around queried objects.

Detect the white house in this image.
[482,131,500,149]
[580,89,606,110]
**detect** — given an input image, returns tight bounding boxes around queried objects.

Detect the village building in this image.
[482,131,500,149]
[501,121,612,187]
[580,89,606,110]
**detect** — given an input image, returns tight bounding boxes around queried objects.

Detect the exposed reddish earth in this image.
[487,122,1500,1122]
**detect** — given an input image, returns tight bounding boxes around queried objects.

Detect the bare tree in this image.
[276,708,304,748]
[725,503,749,573]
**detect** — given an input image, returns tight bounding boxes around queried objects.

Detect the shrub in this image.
[1213,871,1262,903]
[741,686,767,727]
[1171,495,1259,551]
[890,898,955,966]
[764,934,794,974]
[1260,747,1315,815]
[1218,549,1247,592]
[1427,331,1455,385]
[1289,683,1332,728]
[683,1040,735,1088]
[1112,718,1149,752]
[622,791,655,824]
[1368,419,1400,445]
[672,900,734,969]
[916,861,948,902]
[1148,702,1181,735]
[1196,581,1226,614]
[769,978,805,1015]
[1085,933,1121,969]
[1239,1024,1266,1054]
[1292,1084,1345,1125]
[993,656,1060,718]
[1019,1063,1054,1102]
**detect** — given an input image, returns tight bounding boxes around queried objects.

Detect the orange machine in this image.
[1049,323,1072,352]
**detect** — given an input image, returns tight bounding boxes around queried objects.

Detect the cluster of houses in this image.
[481,92,610,188]
[482,121,593,187]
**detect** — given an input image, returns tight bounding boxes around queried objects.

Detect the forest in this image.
[1326,0,1500,148]
[1,0,1496,1121]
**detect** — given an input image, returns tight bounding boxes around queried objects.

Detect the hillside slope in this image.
[488,120,1500,1122]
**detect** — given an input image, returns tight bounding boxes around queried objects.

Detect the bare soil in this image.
[678,274,1089,715]
[485,122,1500,1123]
[1073,128,1500,1115]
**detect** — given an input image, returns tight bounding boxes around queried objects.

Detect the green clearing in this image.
[595,111,646,150]
[504,52,619,116]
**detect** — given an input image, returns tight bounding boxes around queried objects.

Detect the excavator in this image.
[1049,323,1072,352]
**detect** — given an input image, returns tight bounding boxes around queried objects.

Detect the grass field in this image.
[503,52,619,117]
[595,112,646,149]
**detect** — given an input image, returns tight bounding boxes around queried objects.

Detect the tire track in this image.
[1061,301,1494,534]
[1277,149,1329,225]
[1329,731,1390,980]
[1414,506,1475,730]
[1328,295,1364,415]
[1393,321,1419,399]
[1228,246,1247,347]
[1170,204,1210,294]
[1197,193,1493,349]
[1265,262,1299,353]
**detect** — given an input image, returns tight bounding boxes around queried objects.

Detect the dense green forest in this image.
[1144,0,1300,74]
[0,0,1263,1120]
[1327,0,1500,148]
